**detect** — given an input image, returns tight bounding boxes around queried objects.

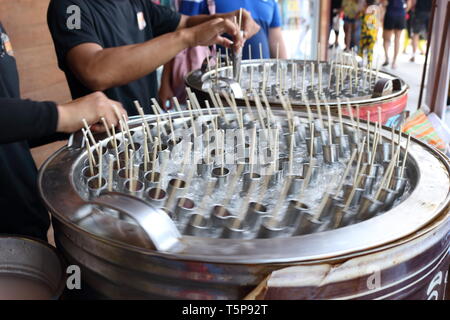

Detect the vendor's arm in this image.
[0,92,126,144]
[268,4,286,59]
[159,61,175,110]
[65,18,239,92]
[269,27,288,59]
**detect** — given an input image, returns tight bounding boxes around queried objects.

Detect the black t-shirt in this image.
[47,0,181,115]
[0,23,58,240]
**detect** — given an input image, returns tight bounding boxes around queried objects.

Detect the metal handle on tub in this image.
[372,78,402,98]
[89,192,183,253]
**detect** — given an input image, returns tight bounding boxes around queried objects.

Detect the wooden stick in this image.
[297,158,316,200]
[252,90,267,134]
[314,93,324,128]
[289,131,295,175]
[215,52,219,84]
[122,114,135,151]
[344,164,368,211]
[276,43,280,90]
[151,98,164,115]
[168,112,176,142]
[309,122,315,162]
[243,94,254,120]
[101,117,112,139]
[262,63,267,93]
[391,124,396,160]
[250,64,254,91]
[129,149,135,191]
[82,129,96,174]
[214,93,228,122]
[318,63,323,94]
[151,138,159,182]
[134,101,153,143]
[108,157,113,192]
[207,88,219,109]
[172,97,188,131]
[400,134,411,178]
[302,60,306,93]
[155,151,169,200]
[375,147,401,200]
[354,136,366,185]
[337,98,344,136]
[187,88,204,117]
[98,143,103,186]
[111,125,120,168]
[186,100,198,139]
[82,119,100,154]
[259,42,263,60]
[346,99,355,126]
[156,116,163,151]
[369,132,379,169]
[143,130,150,171]
[238,8,243,30]
[326,104,333,144]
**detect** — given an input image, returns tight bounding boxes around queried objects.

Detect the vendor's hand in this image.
[220,9,260,46]
[183,17,238,49]
[56,92,127,133]
[158,83,175,110]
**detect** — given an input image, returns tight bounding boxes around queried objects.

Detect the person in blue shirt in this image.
[159,0,287,106]
[179,0,287,59]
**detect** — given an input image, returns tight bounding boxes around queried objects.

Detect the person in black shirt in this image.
[47,0,260,115]
[0,22,127,240]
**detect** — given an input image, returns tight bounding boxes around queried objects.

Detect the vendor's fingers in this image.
[90,123,107,133]
[109,102,128,122]
[220,18,243,47]
[241,9,260,39]
[216,35,234,48]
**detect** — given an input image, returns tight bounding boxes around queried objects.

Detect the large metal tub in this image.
[38,109,449,299]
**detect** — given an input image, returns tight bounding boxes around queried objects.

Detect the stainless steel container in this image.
[185,59,409,124]
[38,108,449,300]
[0,236,66,300]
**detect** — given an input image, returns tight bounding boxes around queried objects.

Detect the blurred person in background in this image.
[410,0,432,62]
[341,0,361,51]
[359,0,381,64]
[381,0,413,69]
[159,0,285,106]
[329,0,343,49]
